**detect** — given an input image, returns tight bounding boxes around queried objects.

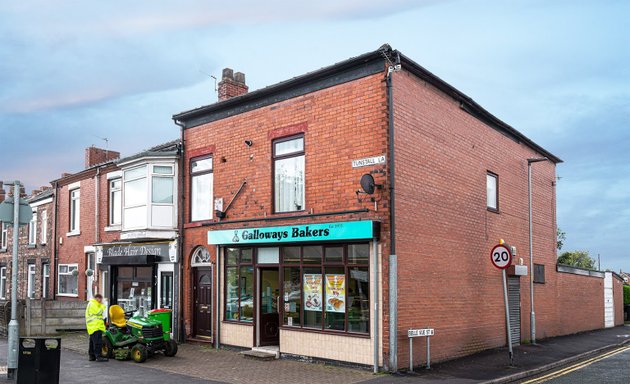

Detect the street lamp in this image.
[527,157,548,345]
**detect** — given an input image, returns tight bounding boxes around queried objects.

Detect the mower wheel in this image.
[131,344,148,363]
[164,340,178,357]
[101,337,114,358]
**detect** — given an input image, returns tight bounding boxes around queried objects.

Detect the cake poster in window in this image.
[303,274,322,311]
[325,274,346,313]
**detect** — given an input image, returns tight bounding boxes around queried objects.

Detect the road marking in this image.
[522,346,630,384]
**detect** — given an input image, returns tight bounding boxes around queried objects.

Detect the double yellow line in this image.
[522,345,630,383]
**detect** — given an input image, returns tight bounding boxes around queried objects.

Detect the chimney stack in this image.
[0,182,4,203]
[218,68,248,101]
[85,146,120,168]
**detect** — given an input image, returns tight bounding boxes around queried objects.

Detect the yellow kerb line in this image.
[521,346,630,384]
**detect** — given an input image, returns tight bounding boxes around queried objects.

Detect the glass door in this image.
[259,268,280,346]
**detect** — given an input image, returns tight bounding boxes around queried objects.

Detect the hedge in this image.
[625,285,630,305]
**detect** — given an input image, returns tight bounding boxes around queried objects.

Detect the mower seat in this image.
[109,305,127,328]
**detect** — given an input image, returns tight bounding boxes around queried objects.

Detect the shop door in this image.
[259,268,280,346]
[194,268,213,338]
[507,276,521,346]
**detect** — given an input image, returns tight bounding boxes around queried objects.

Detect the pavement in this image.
[0,325,628,383]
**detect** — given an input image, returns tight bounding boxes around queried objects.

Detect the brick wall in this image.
[613,274,624,326]
[391,68,569,367]
[182,72,391,338]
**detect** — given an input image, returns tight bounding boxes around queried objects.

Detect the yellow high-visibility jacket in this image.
[85,299,106,335]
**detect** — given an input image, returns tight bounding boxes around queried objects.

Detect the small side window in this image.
[487,172,498,212]
[534,264,545,284]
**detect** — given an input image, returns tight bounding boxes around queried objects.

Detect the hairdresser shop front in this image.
[208,220,382,366]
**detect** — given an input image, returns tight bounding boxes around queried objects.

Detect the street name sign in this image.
[408,328,434,338]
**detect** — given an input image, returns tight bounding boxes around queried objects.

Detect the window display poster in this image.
[325,274,346,313]
[303,274,322,311]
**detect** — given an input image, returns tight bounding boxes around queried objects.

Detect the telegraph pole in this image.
[8,181,21,379]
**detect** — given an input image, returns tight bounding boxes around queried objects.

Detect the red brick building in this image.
[176,45,619,370]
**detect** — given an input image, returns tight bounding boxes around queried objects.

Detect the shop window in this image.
[487,172,498,211]
[1,223,7,250]
[109,178,122,226]
[257,248,279,264]
[190,156,213,222]
[0,267,6,299]
[28,211,37,245]
[115,266,153,313]
[273,135,305,213]
[225,248,254,322]
[534,264,545,284]
[27,264,36,299]
[40,210,47,245]
[69,188,80,233]
[42,263,50,299]
[58,264,78,296]
[279,243,370,335]
[160,272,173,309]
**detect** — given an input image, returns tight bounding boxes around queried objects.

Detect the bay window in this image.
[273,136,305,213]
[190,156,213,222]
[123,165,148,229]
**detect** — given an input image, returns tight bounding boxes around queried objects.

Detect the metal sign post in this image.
[0,181,33,379]
[491,243,514,366]
[407,328,434,372]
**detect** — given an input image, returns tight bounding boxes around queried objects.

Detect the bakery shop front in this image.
[208,220,381,366]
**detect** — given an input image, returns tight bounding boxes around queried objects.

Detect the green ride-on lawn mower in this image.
[101,305,178,363]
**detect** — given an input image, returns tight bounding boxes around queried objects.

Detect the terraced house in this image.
[173,45,623,371]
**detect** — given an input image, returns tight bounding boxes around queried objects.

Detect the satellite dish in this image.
[360,174,376,195]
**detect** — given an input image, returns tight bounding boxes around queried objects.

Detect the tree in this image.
[557,250,596,270]
[557,227,566,251]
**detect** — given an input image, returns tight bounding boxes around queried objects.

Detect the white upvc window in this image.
[150,164,175,227]
[123,165,148,229]
[486,172,498,211]
[190,157,213,222]
[109,178,122,226]
[0,267,6,299]
[28,210,37,245]
[27,264,36,299]
[42,263,50,299]
[273,135,305,213]
[58,264,79,296]
[70,188,80,233]
[1,223,7,250]
[40,210,47,244]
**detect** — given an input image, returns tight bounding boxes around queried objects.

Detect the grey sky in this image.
[0,0,628,270]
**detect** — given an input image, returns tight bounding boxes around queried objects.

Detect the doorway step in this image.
[240,346,279,360]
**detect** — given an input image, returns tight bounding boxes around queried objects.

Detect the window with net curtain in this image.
[273,136,305,213]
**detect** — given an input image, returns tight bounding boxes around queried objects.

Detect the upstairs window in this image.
[28,210,37,245]
[70,188,80,232]
[273,136,305,213]
[123,165,148,229]
[190,157,213,222]
[40,210,47,244]
[486,172,498,211]
[534,264,545,284]
[1,223,7,250]
[109,178,122,226]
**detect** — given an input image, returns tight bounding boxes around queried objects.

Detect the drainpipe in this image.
[52,181,59,300]
[95,167,100,244]
[372,238,379,373]
[174,119,186,343]
[215,245,220,349]
[386,51,400,372]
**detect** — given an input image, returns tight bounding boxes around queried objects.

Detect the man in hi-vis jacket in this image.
[85,293,108,362]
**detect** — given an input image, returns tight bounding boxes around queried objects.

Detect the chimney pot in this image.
[218,67,248,101]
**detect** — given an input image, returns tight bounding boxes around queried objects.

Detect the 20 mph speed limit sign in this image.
[490,244,513,269]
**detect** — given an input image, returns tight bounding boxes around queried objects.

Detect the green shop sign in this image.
[207,220,378,245]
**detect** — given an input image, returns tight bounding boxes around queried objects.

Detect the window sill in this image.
[487,207,500,214]
[57,293,79,297]
[104,226,121,232]
[0,249,6,253]
[221,320,254,326]
[27,244,36,249]
[40,242,47,246]
[66,231,81,237]
[279,326,370,338]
